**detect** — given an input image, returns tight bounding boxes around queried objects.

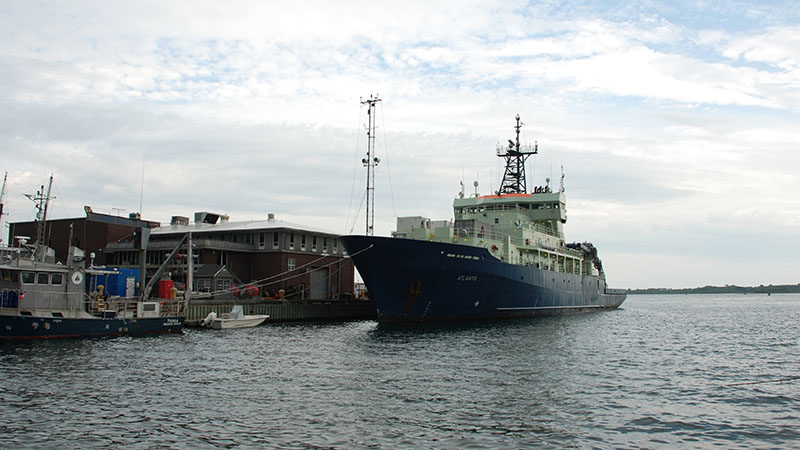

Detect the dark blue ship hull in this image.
[0,314,184,339]
[341,235,625,323]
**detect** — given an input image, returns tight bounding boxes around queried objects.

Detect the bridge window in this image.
[21,272,35,284]
[51,273,64,285]
[37,273,50,285]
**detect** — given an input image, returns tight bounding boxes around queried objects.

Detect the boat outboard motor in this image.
[200,312,217,328]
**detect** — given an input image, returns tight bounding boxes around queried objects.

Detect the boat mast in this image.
[361,95,381,236]
[497,115,537,195]
[0,172,6,245]
[24,174,54,261]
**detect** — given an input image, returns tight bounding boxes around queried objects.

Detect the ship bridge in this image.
[452,191,566,239]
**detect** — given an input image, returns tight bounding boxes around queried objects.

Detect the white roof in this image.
[151,218,340,237]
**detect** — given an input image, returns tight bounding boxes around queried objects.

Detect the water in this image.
[2,294,799,449]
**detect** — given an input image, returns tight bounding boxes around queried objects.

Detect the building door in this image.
[125,277,136,297]
[309,268,329,300]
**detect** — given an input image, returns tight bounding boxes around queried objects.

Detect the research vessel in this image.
[341,115,625,322]
[0,176,186,338]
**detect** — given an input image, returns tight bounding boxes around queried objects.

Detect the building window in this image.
[288,258,296,271]
[196,279,211,292]
[273,232,279,249]
[312,236,317,251]
[323,237,328,252]
[333,239,338,253]
[301,235,306,251]
[289,233,295,250]
[259,233,265,248]
[216,279,231,291]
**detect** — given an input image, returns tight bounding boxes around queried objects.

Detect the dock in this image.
[184,298,377,326]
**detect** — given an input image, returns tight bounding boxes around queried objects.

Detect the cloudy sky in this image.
[1,1,798,289]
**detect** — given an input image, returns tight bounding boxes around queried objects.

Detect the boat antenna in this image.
[139,152,145,216]
[497,115,537,194]
[560,165,565,193]
[24,174,54,261]
[0,172,6,245]
[361,94,381,236]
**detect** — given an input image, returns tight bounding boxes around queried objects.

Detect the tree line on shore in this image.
[626,284,800,295]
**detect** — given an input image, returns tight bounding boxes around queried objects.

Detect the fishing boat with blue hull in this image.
[341,115,625,322]
[0,176,186,339]
[0,245,186,339]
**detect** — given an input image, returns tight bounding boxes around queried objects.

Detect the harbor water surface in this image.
[2,294,799,448]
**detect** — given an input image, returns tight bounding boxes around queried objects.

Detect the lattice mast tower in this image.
[497,115,538,194]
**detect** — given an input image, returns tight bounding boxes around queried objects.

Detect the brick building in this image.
[104,212,355,300]
[7,206,158,266]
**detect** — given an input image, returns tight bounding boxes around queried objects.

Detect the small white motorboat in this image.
[200,306,268,330]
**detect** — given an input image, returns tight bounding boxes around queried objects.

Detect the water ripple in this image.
[1,294,799,448]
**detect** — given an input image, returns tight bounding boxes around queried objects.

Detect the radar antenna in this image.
[360,94,381,236]
[496,115,537,194]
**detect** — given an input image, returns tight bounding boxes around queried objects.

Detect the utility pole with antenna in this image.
[361,94,381,236]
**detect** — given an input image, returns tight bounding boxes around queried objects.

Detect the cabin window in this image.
[312,236,317,251]
[259,233,265,248]
[333,239,338,253]
[288,258,296,271]
[50,273,64,285]
[301,235,306,251]
[289,233,295,250]
[273,232,280,249]
[51,312,63,318]
[21,272,35,284]
[494,218,499,224]
[37,273,50,285]
[2,269,18,282]
[323,237,328,252]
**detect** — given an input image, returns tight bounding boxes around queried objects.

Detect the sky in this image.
[1,1,798,289]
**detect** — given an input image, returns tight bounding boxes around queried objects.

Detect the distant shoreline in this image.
[627,284,800,295]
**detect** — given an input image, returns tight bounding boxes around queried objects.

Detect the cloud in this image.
[1,1,799,287]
